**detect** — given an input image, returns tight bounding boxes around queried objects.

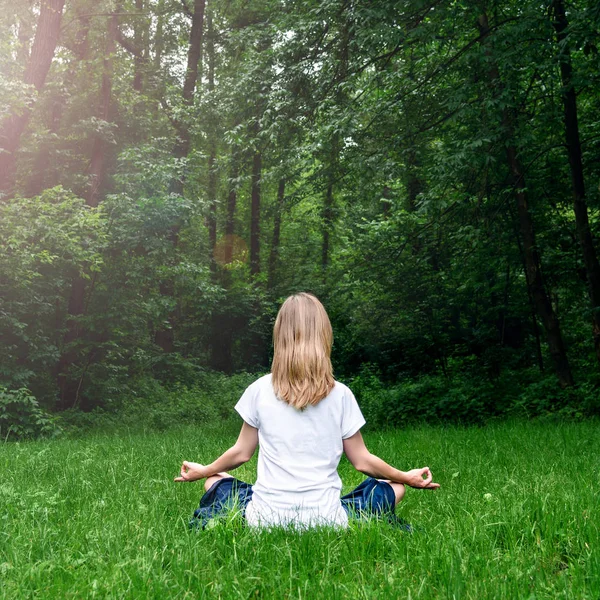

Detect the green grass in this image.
[1,420,599,599]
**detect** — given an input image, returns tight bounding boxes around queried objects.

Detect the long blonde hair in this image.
[271,293,335,409]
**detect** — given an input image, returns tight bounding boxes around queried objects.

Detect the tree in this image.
[551,0,600,367]
[0,0,66,196]
[154,0,206,353]
[476,9,573,388]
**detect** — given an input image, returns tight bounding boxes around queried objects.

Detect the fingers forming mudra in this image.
[174,461,205,482]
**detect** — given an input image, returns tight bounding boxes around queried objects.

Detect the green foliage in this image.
[59,371,257,434]
[0,187,107,395]
[350,364,600,428]
[2,0,600,417]
[0,386,61,440]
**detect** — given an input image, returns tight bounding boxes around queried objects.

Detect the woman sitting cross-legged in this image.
[174,292,439,529]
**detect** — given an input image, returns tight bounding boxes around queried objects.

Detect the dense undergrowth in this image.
[2,366,600,441]
[350,364,600,429]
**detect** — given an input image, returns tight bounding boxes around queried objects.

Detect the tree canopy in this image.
[1,0,599,419]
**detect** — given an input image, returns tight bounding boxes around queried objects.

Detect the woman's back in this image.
[235,374,365,527]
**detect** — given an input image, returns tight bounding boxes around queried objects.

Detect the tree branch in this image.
[115,28,142,57]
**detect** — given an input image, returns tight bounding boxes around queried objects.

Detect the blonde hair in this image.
[271,293,335,409]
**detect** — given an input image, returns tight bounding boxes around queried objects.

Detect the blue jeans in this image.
[189,477,408,530]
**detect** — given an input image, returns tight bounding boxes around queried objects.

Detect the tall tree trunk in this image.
[250,143,262,276]
[0,0,66,196]
[206,8,217,268]
[27,12,91,196]
[321,10,349,272]
[210,147,239,374]
[115,0,149,94]
[551,0,600,366]
[224,149,238,264]
[268,178,285,289]
[155,0,205,351]
[55,12,118,408]
[207,154,217,264]
[511,205,545,372]
[478,11,573,387]
[87,11,118,207]
[169,0,205,197]
[133,0,146,92]
[153,0,165,90]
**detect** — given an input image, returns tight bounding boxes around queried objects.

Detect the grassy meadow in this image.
[1,420,599,599]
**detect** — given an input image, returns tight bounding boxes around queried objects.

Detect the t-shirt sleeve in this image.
[341,386,366,439]
[235,383,260,429]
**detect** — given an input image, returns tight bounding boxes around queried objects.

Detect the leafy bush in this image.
[0,188,108,402]
[349,364,600,428]
[60,371,258,434]
[0,386,62,440]
[514,372,600,420]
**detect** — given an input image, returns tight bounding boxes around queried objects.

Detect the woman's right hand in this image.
[404,467,440,489]
[174,461,207,482]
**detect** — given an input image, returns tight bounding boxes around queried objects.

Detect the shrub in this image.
[349,363,598,428]
[0,386,62,440]
[60,371,259,434]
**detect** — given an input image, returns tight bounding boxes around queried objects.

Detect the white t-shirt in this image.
[235,373,366,528]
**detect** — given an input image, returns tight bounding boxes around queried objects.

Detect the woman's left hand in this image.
[174,461,206,482]
[404,467,440,489]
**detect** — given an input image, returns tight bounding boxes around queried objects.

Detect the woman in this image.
[175,292,439,528]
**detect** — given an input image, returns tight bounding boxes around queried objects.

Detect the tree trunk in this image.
[133,0,146,91]
[224,150,238,264]
[155,0,205,351]
[206,8,217,268]
[268,178,285,289]
[207,148,217,265]
[0,0,66,196]
[250,146,262,276]
[153,0,165,85]
[27,13,91,196]
[55,12,118,408]
[511,205,545,372]
[477,11,573,387]
[551,0,600,367]
[169,0,205,197]
[115,0,149,94]
[87,11,118,207]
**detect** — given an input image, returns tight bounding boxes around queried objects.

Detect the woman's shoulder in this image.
[244,373,273,396]
[322,380,357,406]
[248,373,272,387]
[257,372,273,383]
[332,379,353,396]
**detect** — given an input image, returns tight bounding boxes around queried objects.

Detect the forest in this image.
[1,0,600,434]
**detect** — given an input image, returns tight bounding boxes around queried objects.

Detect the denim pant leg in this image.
[340,477,396,517]
[341,478,412,531]
[189,477,253,529]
